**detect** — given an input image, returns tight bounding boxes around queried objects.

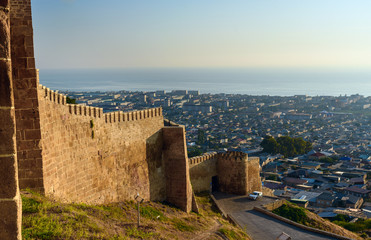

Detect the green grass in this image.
[22,196,41,213]
[171,218,197,232]
[125,226,157,239]
[21,190,252,239]
[272,203,310,225]
[218,228,240,239]
[333,218,371,233]
[140,205,167,221]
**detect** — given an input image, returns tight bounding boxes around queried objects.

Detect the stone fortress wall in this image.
[38,84,167,204]
[189,152,218,192]
[6,0,196,214]
[189,152,262,195]
[0,0,262,238]
[0,0,22,239]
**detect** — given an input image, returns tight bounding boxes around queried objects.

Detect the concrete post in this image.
[0,0,22,239]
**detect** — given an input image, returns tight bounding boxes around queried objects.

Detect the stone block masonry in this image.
[217,152,262,195]
[0,0,22,238]
[163,126,195,212]
[189,151,262,195]
[189,153,218,193]
[5,0,195,217]
[1,4,264,240]
[38,87,167,204]
[10,0,44,192]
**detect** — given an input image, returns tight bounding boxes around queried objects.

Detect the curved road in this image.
[212,192,339,240]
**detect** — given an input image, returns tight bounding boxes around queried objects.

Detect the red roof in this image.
[283,177,308,185]
[345,186,371,194]
[310,152,326,157]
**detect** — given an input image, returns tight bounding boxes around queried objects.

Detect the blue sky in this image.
[32,0,371,69]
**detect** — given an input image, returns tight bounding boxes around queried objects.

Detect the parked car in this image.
[249,191,263,200]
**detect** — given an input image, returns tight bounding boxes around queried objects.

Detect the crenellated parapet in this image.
[104,107,162,123]
[217,151,248,162]
[38,84,163,121]
[68,104,103,118]
[164,119,179,126]
[189,151,262,194]
[40,85,67,105]
[189,152,218,165]
[217,151,262,195]
[39,84,104,118]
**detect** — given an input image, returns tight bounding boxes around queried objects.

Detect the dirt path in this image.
[191,219,227,240]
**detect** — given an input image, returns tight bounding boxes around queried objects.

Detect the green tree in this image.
[266,175,279,181]
[196,129,206,145]
[188,147,203,158]
[260,136,312,158]
[260,136,279,154]
[66,96,76,104]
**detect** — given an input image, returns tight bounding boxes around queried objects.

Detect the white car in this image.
[249,191,263,200]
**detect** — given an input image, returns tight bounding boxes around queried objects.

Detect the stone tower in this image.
[0,0,22,239]
[10,0,44,192]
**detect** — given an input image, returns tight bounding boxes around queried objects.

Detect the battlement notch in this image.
[189,152,218,165]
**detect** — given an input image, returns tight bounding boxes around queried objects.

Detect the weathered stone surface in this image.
[0,1,22,239]
[10,0,43,191]
[38,89,166,204]
[163,126,193,213]
[0,109,16,153]
[0,61,12,107]
[189,154,218,193]
[0,156,18,198]
[190,152,262,195]
[0,199,22,240]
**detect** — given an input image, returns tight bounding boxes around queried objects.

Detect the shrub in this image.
[272,204,309,225]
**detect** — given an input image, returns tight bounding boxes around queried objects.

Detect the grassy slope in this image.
[21,190,249,240]
[273,203,364,240]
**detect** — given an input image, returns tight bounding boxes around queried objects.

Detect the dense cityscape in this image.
[65,90,370,158]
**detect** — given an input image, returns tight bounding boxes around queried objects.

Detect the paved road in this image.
[212,192,338,240]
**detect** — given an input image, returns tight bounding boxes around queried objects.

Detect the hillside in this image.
[273,203,365,240]
[21,190,250,240]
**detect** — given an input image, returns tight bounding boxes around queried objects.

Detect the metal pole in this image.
[137,200,140,227]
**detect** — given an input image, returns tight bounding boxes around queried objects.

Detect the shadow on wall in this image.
[146,129,166,201]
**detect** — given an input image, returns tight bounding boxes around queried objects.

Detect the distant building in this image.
[308,152,327,160]
[345,186,371,199]
[188,90,199,96]
[171,90,188,95]
[155,90,166,96]
[283,177,308,187]
[285,113,312,121]
[213,100,230,109]
[316,192,336,207]
[182,103,213,113]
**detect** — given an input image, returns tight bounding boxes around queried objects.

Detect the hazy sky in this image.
[32,0,371,70]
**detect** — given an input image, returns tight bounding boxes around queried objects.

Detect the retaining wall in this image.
[254,207,354,240]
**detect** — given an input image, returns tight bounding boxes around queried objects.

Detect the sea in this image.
[39,68,371,97]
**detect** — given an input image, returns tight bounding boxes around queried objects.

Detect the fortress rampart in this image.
[37,85,167,203]
[2,0,196,216]
[189,152,262,195]
[0,1,261,238]
[0,0,22,239]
